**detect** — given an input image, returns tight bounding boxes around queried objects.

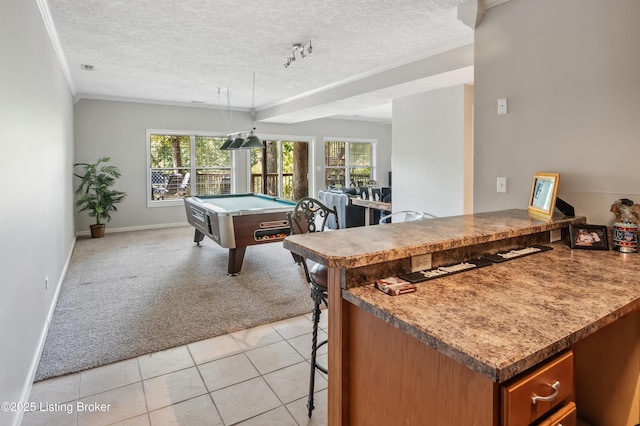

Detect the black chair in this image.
[287,197,340,417]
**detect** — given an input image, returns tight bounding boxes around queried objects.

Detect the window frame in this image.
[323,137,377,189]
[146,129,236,208]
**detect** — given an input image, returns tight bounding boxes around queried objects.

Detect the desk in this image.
[350,197,391,225]
[184,193,296,275]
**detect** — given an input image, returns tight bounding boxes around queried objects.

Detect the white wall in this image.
[474,0,640,225]
[74,99,392,232]
[392,85,473,217]
[0,1,75,424]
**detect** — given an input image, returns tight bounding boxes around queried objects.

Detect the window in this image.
[324,139,376,188]
[148,131,232,205]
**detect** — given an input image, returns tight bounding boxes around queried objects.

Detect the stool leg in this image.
[307,296,322,417]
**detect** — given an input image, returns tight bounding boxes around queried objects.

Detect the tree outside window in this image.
[149,133,231,202]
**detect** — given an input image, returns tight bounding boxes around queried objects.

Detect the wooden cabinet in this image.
[502,351,574,426]
[537,402,577,426]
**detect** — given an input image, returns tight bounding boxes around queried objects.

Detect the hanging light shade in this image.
[240,129,263,149]
[220,135,234,150]
[228,135,245,149]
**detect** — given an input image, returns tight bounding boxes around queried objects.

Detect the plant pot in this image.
[90,224,106,238]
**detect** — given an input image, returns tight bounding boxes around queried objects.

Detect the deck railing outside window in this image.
[251,173,293,199]
[151,168,231,200]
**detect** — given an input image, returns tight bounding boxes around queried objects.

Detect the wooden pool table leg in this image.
[227,247,247,276]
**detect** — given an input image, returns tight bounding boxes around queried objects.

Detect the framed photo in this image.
[569,224,609,250]
[528,172,560,218]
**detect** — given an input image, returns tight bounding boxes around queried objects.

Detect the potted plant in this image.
[74,156,127,238]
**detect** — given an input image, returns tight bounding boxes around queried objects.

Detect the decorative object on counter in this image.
[374,277,416,296]
[611,198,639,253]
[610,198,640,224]
[555,197,575,217]
[399,258,492,283]
[613,222,638,253]
[528,172,560,218]
[482,245,553,262]
[569,224,609,250]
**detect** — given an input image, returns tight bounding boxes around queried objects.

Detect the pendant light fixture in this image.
[219,88,234,150]
[227,134,245,149]
[242,128,262,148]
[220,134,234,150]
[240,72,263,149]
[220,73,263,150]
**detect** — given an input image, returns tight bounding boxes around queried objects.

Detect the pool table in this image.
[184,193,297,275]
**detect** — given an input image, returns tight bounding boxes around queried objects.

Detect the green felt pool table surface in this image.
[192,193,296,213]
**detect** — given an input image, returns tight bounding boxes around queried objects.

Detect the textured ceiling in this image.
[45,0,480,123]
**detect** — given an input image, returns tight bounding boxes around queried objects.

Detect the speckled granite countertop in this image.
[284,209,640,383]
[284,209,579,268]
[345,243,640,383]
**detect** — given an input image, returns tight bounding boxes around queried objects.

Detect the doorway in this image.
[250,139,309,201]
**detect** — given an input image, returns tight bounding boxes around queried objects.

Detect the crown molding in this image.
[35,0,76,96]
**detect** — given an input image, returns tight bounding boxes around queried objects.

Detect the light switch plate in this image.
[411,253,432,272]
[497,177,507,193]
[497,98,508,115]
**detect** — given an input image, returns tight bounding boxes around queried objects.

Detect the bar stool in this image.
[287,197,340,417]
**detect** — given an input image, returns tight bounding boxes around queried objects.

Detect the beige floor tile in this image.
[236,406,297,425]
[263,361,326,404]
[79,358,140,397]
[148,395,222,426]
[77,382,147,426]
[143,367,208,412]
[21,406,77,426]
[305,308,328,331]
[138,346,194,380]
[315,353,328,378]
[198,353,259,392]
[211,377,281,425]
[30,314,330,426]
[187,334,242,365]
[271,315,313,340]
[30,373,81,404]
[286,388,328,426]
[111,414,151,425]
[230,323,283,350]
[245,341,304,375]
[286,330,328,360]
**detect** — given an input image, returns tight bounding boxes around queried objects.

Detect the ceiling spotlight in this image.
[284,39,313,69]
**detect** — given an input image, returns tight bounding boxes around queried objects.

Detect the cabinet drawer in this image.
[502,351,574,426]
[536,401,576,426]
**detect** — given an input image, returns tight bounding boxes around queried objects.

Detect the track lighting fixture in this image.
[284,39,313,68]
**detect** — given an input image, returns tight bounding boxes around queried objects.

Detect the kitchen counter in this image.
[345,242,640,383]
[285,208,579,270]
[283,209,640,425]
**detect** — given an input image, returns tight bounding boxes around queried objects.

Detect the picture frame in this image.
[528,172,560,218]
[569,224,609,250]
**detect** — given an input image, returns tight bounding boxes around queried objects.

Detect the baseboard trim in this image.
[16,236,76,426]
[75,221,189,237]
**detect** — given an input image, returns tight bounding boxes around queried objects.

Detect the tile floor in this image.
[24,313,328,426]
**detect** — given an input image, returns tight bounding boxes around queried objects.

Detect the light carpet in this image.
[35,226,312,381]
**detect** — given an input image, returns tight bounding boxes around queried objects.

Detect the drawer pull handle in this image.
[531,380,560,405]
